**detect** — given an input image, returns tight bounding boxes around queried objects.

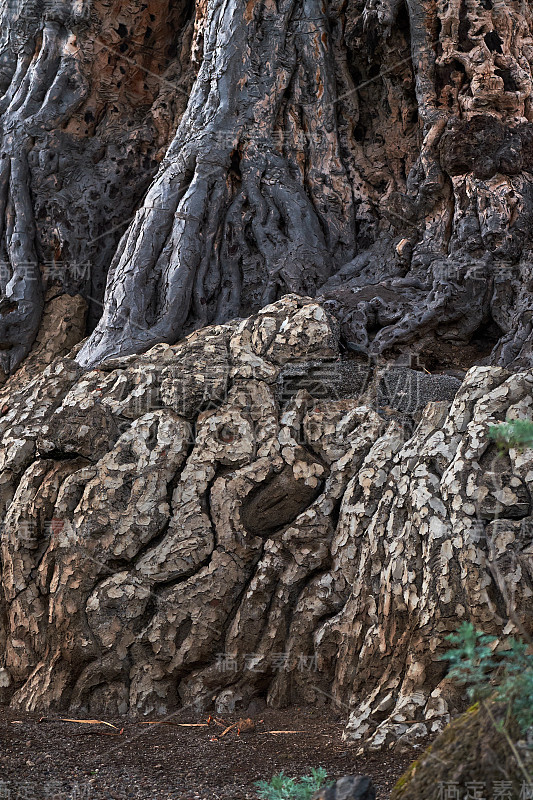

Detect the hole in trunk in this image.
[495,68,519,92]
[484,31,503,53]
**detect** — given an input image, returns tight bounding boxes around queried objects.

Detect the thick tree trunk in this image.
[0,0,195,374]
[3,0,531,375]
[77,0,533,372]
[320,0,533,371]
[0,298,531,751]
[3,0,533,757]
[76,0,358,366]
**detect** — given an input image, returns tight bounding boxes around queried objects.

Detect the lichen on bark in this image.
[0,297,531,751]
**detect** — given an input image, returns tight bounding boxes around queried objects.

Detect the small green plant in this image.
[442,621,533,735]
[489,419,533,451]
[255,768,330,800]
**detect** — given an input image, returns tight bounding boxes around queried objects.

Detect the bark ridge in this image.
[0,297,531,751]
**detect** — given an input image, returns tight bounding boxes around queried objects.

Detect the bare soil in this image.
[0,705,425,800]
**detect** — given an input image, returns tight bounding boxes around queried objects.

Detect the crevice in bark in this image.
[75,0,356,366]
[0,0,197,371]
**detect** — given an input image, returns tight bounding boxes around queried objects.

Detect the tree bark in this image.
[3,0,532,372]
[3,0,533,752]
[320,0,533,371]
[79,0,533,372]
[0,0,195,373]
[76,0,358,366]
[0,297,531,749]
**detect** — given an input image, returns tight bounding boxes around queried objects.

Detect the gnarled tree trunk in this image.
[76,0,358,365]
[0,0,195,374]
[2,0,532,373]
[1,0,533,755]
[0,298,531,751]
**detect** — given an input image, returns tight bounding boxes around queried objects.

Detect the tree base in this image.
[0,297,531,748]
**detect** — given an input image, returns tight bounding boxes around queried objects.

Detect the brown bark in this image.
[1,0,532,372]
[0,298,531,751]
[0,0,195,373]
[1,0,533,753]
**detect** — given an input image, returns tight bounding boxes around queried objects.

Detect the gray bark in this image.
[76,0,356,366]
[3,0,533,373]
[0,0,195,373]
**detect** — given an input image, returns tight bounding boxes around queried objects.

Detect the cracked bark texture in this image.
[0,0,196,373]
[2,0,533,373]
[0,297,531,751]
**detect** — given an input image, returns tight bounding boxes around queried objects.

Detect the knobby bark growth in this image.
[1,0,533,748]
[1,0,532,372]
[0,298,531,748]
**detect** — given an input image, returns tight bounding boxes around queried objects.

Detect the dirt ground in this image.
[0,705,426,800]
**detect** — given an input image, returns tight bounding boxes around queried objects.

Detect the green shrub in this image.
[489,419,533,451]
[442,621,533,735]
[255,768,330,800]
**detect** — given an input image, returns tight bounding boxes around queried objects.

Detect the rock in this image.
[278,359,372,408]
[311,775,376,800]
[278,362,461,417]
[0,297,531,750]
[0,668,10,687]
[0,667,12,704]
